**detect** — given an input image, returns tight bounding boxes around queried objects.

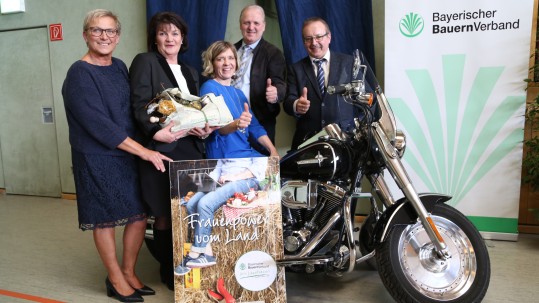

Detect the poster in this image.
[385,0,534,237]
[169,157,286,303]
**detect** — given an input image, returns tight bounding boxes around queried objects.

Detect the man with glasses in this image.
[283,17,360,150]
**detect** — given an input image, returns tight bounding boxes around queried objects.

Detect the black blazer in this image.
[129,51,203,154]
[234,38,286,128]
[283,52,359,150]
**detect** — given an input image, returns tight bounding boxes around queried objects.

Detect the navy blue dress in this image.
[62,58,145,230]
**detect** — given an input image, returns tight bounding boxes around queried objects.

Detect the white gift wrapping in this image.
[159,92,233,131]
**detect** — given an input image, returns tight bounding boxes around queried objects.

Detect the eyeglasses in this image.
[303,33,328,44]
[88,27,118,38]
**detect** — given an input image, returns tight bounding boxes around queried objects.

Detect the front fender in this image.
[373,193,451,244]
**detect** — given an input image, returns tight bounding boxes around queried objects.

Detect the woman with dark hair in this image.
[130,11,214,290]
[63,9,172,301]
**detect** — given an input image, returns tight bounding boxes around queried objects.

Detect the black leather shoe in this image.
[134,285,155,296]
[105,277,144,302]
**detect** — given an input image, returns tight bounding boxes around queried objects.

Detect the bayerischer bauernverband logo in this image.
[400,12,424,37]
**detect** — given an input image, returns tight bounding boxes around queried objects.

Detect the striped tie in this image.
[314,59,326,96]
[232,45,252,88]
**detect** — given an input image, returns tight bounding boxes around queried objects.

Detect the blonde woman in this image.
[62,9,170,301]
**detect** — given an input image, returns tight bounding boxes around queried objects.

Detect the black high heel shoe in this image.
[134,285,155,296]
[105,277,144,302]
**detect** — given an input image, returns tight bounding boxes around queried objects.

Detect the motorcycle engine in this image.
[281,180,346,254]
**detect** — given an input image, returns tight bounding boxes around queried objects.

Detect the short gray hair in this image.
[83,9,121,34]
[239,4,266,23]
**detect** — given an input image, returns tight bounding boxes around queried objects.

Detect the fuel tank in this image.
[280,140,352,181]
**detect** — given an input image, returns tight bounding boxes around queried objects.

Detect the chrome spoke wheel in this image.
[398,216,476,300]
[376,203,490,303]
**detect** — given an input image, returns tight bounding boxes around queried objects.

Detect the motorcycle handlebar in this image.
[327,82,373,106]
[327,84,352,95]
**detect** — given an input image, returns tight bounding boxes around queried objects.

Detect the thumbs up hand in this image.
[295,87,310,114]
[237,102,252,129]
[265,78,278,104]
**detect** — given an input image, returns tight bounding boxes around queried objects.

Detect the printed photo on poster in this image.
[169,157,286,303]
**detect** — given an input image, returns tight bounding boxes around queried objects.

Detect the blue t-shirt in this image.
[200,79,267,159]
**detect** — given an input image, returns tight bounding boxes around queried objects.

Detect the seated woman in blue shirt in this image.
[199,40,279,159]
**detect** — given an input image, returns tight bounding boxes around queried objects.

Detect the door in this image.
[0,27,61,197]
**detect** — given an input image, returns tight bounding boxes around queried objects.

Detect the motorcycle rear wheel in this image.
[376,203,490,303]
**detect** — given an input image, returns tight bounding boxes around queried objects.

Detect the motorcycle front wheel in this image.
[376,203,490,303]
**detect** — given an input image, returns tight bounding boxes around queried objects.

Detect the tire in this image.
[376,204,490,303]
[358,214,377,269]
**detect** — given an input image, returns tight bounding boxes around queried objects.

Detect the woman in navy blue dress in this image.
[62,9,171,302]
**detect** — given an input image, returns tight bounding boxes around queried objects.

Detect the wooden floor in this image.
[0,193,538,303]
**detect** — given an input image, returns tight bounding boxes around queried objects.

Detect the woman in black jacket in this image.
[130,11,213,290]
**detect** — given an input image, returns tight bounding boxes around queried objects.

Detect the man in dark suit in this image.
[233,4,286,147]
[283,17,362,150]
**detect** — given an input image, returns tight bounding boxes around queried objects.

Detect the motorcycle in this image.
[277,50,491,302]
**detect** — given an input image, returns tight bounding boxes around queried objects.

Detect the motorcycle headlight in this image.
[395,129,406,158]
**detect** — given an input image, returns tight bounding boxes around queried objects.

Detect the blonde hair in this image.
[83,9,121,34]
[201,41,239,78]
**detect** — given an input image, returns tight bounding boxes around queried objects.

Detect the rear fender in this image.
[373,193,452,244]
